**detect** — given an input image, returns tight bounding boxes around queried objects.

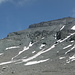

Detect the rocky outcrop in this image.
[0,17,75,75]
[4,17,75,45]
[29,17,75,28]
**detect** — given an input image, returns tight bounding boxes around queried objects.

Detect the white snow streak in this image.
[24,59,49,66]
[42,44,55,53]
[66,54,75,63]
[29,42,34,47]
[0,60,16,66]
[71,40,74,42]
[5,46,20,50]
[39,44,45,49]
[71,25,75,30]
[63,44,73,49]
[69,54,75,61]
[19,46,29,55]
[66,60,70,63]
[59,57,65,59]
[42,37,45,39]
[22,44,55,63]
[60,25,65,30]
[0,43,54,66]
[32,51,36,53]
[19,42,34,55]
[0,42,57,66]
[0,53,3,55]
[58,33,75,43]
[11,42,34,60]
[22,50,44,62]
[65,45,75,54]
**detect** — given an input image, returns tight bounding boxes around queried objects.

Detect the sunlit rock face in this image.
[0,17,75,75]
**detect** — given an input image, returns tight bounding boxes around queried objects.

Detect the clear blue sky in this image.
[0,0,75,39]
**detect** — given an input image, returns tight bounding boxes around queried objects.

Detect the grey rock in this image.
[0,17,75,75]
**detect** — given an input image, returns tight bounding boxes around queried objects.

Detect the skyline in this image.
[0,0,75,39]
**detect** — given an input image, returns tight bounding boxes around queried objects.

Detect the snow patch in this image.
[60,25,65,30]
[59,32,75,43]
[66,60,70,63]
[39,44,45,49]
[42,44,56,53]
[69,54,75,61]
[42,37,45,39]
[59,57,65,59]
[29,42,34,47]
[66,54,75,63]
[22,56,27,59]
[24,59,49,66]
[71,25,75,30]
[63,44,73,49]
[57,51,59,53]
[0,53,3,55]
[11,42,34,60]
[5,46,20,50]
[71,40,74,42]
[65,45,75,54]
[32,51,36,53]
[0,43,56,65]
[0,60,16,66]
[19,46,29,55]
[21,44,56,63]
[11,46,29,60]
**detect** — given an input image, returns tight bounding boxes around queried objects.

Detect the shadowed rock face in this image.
[0,17,75,75]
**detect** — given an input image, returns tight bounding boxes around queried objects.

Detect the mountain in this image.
[0,17,75,75]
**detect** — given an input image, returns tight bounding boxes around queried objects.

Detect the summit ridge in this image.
[29,17,75,28]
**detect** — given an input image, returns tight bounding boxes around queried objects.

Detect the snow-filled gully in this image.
[60,25,65,31]
[5,46,20,50]
[0,32,75,66]
[24,59,49,66]
[63,44,73,49]
[65,45,75,54]
[11,42,34,60]
[0,43,56,66]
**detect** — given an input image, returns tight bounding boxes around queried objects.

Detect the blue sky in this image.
[0,0,75,39]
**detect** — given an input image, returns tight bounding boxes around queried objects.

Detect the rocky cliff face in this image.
[0,17,75,75]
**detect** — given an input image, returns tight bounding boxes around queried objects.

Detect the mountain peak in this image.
[29,17,75,28]
[62,16,74,19]
[0,17,75,75]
